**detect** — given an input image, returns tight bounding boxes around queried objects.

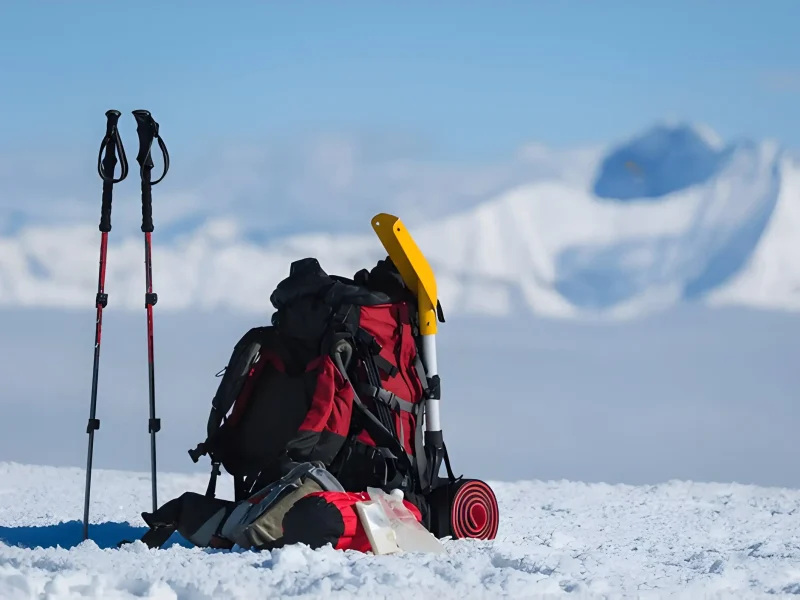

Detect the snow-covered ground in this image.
[1,462,800,598]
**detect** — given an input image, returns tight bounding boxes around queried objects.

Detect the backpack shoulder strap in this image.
[187,326,275,496]
[208,326,274,437]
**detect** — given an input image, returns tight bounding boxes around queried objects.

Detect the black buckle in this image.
[356,328,382,354]
[426,374,441,400]
[352,442,399,486]
[188,442,207,463]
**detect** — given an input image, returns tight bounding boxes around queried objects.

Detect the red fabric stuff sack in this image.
[281,491,423,552]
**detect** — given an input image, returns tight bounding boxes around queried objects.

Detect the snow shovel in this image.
[370,213,499,541]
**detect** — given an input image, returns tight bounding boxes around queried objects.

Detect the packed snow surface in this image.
[1,463,800,598]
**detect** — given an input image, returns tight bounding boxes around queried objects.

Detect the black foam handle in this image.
[98,110,122,232]
[99,168,117,233]
[140,177,154,233]
[133,110,157,233]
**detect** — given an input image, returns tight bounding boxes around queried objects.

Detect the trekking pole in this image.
[132,109,170,514]
[83,110,129,541]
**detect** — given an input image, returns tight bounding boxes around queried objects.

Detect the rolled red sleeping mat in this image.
[451,479,499,539]
[427,478,499,541]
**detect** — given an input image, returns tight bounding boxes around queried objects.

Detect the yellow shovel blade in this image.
[371,213,438,335]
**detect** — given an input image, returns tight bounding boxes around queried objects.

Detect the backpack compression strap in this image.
[354,330,401,443]
[330,340,418,490]
[347,325,455,495]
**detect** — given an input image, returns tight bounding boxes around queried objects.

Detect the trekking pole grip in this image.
[141,182,154,234]
[97,109,128,232]
[132,109,170,233]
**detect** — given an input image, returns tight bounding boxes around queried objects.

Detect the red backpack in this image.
[188,256,450,521]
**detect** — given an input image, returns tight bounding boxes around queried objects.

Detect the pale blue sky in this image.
[1,2,800,488]
[1,1,799,162]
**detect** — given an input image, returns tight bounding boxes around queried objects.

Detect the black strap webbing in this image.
[233,474,248,502]
[373,354,398,377]
[413,353,429,395]
[205,462,221,498]
[357,383,416,413]
[331,344,416,486]
[358,343,398,440]
[414,401,429,491]
[411,350,430,489]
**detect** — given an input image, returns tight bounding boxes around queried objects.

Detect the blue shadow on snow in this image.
[0,520,192,550]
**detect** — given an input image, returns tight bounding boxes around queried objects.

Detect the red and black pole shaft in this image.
[83,110,129,541]
[132,109,170,514]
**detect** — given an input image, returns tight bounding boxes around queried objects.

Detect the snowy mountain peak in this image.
[592,122,733,201]
[0,122,797,320]
[409,129,789,319]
